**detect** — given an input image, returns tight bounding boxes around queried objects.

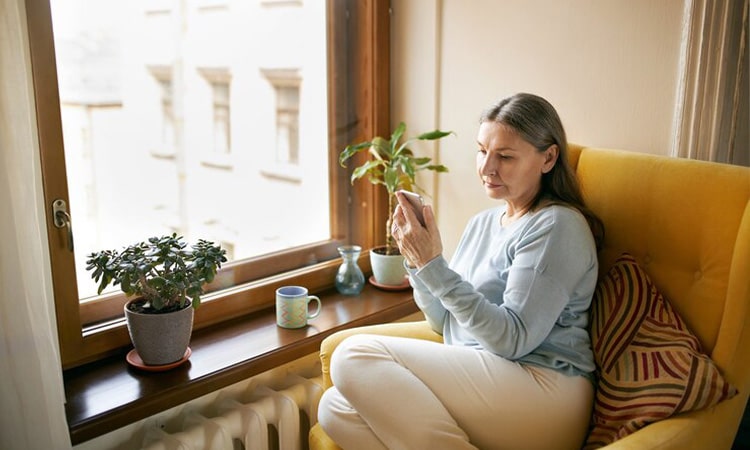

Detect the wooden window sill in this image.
[64,284,418,445]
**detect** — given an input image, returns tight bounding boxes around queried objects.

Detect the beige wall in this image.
[391,0,688,257]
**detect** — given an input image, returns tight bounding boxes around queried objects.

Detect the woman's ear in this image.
[542,144,559,173]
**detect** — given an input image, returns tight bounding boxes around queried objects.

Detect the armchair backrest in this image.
[570,145,750,395]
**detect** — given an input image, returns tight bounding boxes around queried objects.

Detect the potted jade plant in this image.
[339,121,453,286]
[86,233,227,366]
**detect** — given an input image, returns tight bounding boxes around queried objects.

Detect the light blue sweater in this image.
[408,204,598,380]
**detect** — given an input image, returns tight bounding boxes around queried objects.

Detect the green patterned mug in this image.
[275,286,322,329]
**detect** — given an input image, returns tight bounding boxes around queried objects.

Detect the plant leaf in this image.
[425,164,449,172]
[383,166,399,192]
[417,129,454,140]
[151,296,164,310]
[351,159,383,183]
[339,141,373,167]
[390,122,406,154]
[371,136,390,159]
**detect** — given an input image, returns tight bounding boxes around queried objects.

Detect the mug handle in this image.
[307,295,322,319]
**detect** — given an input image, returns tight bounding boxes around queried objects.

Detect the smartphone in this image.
[398,190,425,225]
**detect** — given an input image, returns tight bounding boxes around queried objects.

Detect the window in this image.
[275,84,300,164]
[212,81,231,155]
[261,68,302,180]
[262,69,301,165]
[27,0,391,369]
[148,66,176,158]
[198,68,232,164]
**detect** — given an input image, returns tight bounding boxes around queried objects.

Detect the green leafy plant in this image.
[339,121,454,254]
[86,233,227,312]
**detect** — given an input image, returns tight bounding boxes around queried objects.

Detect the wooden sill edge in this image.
[64,285,418,445]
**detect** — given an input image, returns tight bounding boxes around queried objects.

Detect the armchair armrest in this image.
[319,320,443,388]
[599,396,745,449]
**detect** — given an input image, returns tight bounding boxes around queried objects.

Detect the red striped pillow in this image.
[584,253,737,449]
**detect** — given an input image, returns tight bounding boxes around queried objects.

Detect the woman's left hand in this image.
[391,191,443,268]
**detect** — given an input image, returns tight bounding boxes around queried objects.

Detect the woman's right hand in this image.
[391,192,443,268]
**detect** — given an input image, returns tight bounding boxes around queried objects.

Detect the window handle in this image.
[52,199,74,252]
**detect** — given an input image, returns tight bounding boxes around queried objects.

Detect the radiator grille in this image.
[141,366,324,450]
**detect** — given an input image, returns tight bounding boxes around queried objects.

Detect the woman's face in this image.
[476,121,556,207]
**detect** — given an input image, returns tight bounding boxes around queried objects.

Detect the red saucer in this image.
[126,347,191,372]
[369,275,411,291]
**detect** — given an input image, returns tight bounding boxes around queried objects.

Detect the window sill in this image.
[200,153,234,169]
[63,283,418,445]
[260,163,302,183]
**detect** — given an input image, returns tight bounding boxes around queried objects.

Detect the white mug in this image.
[275,286,322,329]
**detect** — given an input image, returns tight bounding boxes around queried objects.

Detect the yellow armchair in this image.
[310,146,750,449]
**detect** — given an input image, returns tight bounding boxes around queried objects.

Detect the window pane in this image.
[50,0,330,300]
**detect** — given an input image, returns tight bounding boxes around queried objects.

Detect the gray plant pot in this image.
[370,246,407,285]
[124,299,194,365]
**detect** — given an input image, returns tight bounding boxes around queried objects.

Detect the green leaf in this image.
[151,296,165,310]
[417,129,454,140]
[121,274,131,293]
[383,166,399,192]
[339,141,373,167]
[425,164,449,172]
[148,277,167,289]
[351,159,383,183]
[97,277,109,295]
[370,136,391,159]
[401,160,416,181]
[390,122,406,153]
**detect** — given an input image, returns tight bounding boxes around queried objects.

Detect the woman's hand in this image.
[391,191,443,268]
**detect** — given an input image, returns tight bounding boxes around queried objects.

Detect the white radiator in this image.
[140,364,325,450]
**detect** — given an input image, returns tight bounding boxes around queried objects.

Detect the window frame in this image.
[26,0,391,369]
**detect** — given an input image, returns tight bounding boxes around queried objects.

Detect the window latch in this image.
[52,199,74,252]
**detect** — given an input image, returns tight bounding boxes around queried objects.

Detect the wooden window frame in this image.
[26,0,391,369]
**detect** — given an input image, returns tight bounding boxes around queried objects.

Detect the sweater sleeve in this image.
[412,208,596,359]
[407,263,447,335]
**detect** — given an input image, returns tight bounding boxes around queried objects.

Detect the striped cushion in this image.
[584,254,737,449]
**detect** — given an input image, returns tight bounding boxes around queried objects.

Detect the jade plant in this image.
[86,233,227,313]
[339,121,453,254]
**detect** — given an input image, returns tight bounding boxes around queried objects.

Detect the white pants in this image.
[318,334,593,450]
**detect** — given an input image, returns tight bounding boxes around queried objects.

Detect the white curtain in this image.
[672,0,749,166]
[0,0,72,447]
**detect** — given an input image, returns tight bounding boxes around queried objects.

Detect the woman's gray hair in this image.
[480,93,604,249]
[480,93,566,154]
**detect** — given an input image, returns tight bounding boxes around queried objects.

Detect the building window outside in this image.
[148,66,176,158]
[275,84,299,165]
[261,68,302,181]
[159,79,176,151]
[198,68,232,167]
[212,81,231,156]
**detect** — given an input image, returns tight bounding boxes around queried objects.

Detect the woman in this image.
[318,93,604,450]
